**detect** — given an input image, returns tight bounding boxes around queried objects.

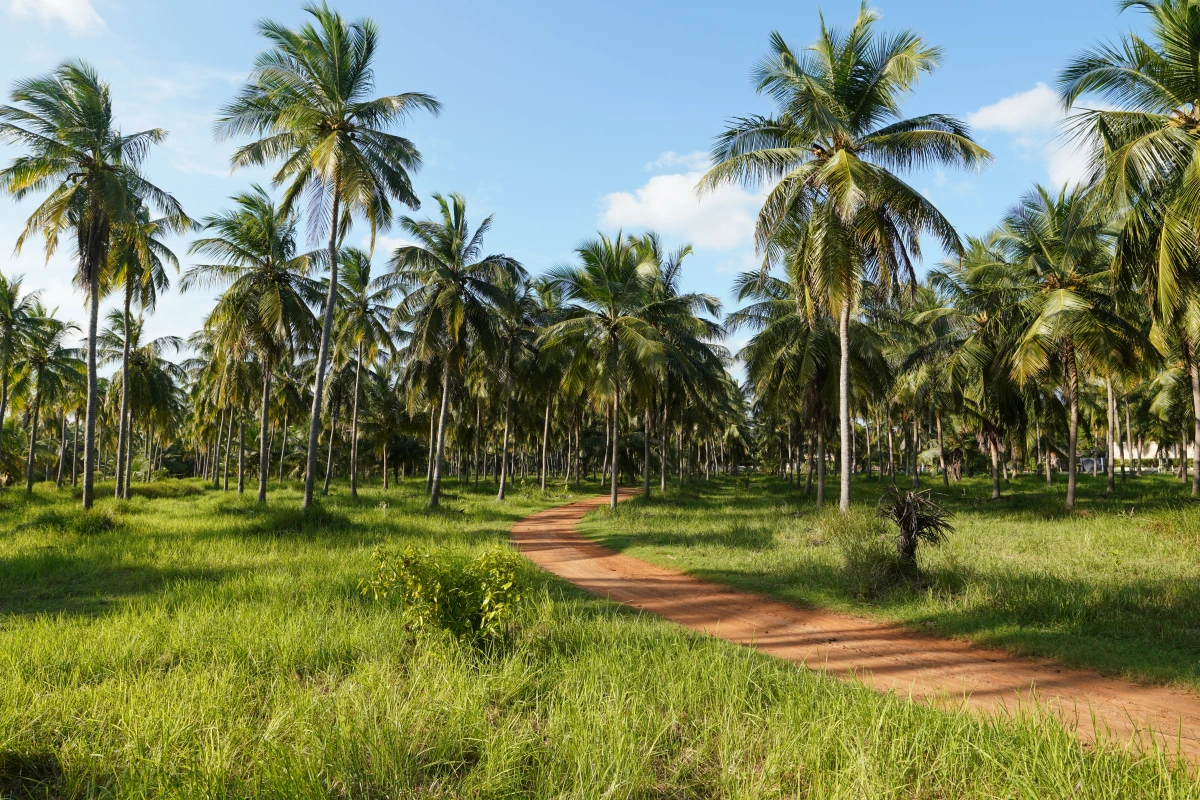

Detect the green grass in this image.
[579,471,1200,691]
[0,475,1195,797]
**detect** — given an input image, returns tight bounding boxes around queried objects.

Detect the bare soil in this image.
[512,490,1200,764]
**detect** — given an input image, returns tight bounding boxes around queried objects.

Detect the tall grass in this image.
[0,477,1195,796]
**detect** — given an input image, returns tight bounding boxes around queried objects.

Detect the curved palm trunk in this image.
[24,390,40,493]
[258,369,271,503]
[540,394,551,491]
[350,342,362,499]
[1189,346,1200,498]
[429,366,451,508]
[82,263,101,510]
[303,187,341,511]
[497,382,512,501]
[838,296,852,512]
[115,283,132,499]
[610,385,620,510]
[1065,340,1080,510]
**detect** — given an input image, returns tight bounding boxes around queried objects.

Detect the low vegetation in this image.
[0,477,1194,797]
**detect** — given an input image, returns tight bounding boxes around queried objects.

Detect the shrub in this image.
[878,487,954,568]
[361,547,527,641]
[68,507,119,536]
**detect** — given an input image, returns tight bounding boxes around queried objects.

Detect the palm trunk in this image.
[660,384,669,492]
[350,342,362,499]
[323,413,337,495]
[837,296,852,512]
[122,403,133,499]
[0,373,9,461]
[610,386,620,510]
[1105,376,1116,495]
[990,439,1001,500]
[237,415,246,495]
[56,413,67,489]
[213,406,226,488]
[115,282,132,499]
[804,433,814,495]
[24,390,40,493]
[1065,340,1080,510]
[302,186,341,510]
[886,410,895,484]
[936,412,948,487]
[429,365,451,508]
[816,424,826,508]
[71,411,79,487]
[474,399,481,489]
[278,411,288,484]
[497,382,512,501]
[426,404,436,492]
[911,417,920,488]
[258,368,271,503]
[82,259,101,509]
[1124,399,1134,481]
[222,408,233,492]
[643,406,651,497]
[540,394,551,491]
[601,403,611,487]
[1189,345,1200,497]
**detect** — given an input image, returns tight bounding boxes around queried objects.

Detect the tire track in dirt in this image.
[512,489,1200,764]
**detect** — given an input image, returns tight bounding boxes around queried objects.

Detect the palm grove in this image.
[0,2,1197,516]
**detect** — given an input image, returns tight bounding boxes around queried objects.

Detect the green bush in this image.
[67,507,119,536]
[361,547,527,641]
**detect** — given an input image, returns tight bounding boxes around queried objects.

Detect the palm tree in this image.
[386,193,522,508]
[106,199,190,499]
[13,306,82,492]
[334,248,394,498]
[1059,0,1200,496]
[184,187,322,504]
[0,60,182,508]
[218,2,441,510]
[700,7,990,512]
[544,233,663,510]
[0,273,41,463]
[491,271,536,501]
[1000,185,1144,509]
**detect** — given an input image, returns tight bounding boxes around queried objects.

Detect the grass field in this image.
[0,476,1197,797]
[580,472,1200,691]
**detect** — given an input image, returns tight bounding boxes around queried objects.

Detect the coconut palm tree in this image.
[0,273,41,462]
[218,2,440,511]
[544,233,663,510]
[491,271,537,501]
[13,306,83,492]
[0,60,182,508]
[385,193,522,508]
[333,248,395,498]
[184,187,322,503]
[700,7,990,512]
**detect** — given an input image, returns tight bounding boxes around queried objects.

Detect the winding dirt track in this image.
[512,489,1200,764]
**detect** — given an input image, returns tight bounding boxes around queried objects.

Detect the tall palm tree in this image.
[491,271,536,501]
[218,2,441,510]
[1000,185,1144,509]
[334,248,394,498]
[0,60,182,508]
[1059,0,1200,496]
[0,273,41,462]
[700,7,990,511]
[106,199,190,499]
[544,233,663,510]
[386,193,522,508]
[13,305,83,492]
[184,187,322,504]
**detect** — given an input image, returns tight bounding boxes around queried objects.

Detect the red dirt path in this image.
[511,489,1200,764]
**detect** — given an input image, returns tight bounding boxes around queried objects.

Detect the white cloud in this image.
[645,150,710,172]
[598,170,761,251]
[7,0,105,36]
[967,82,1101,190]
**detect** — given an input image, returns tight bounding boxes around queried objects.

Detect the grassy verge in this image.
[579,472,1200,692]
[0,476,1194,797]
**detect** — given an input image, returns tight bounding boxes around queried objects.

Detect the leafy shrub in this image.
[361,547,527,641]
[878,487,953,568]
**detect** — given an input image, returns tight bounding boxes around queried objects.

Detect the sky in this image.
[0,0,1146,369]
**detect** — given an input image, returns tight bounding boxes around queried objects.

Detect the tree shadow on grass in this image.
[0,550,231,618]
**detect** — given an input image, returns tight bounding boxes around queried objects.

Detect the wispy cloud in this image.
[6,0,106,36]
[645,150,710,172]
[967,82,1103,190]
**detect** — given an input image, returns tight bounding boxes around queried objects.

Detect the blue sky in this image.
[0,0,1144,360]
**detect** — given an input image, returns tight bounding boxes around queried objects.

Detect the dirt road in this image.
[512,490,1200,763]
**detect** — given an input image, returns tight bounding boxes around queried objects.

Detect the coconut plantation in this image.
[5,0,1200,797]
